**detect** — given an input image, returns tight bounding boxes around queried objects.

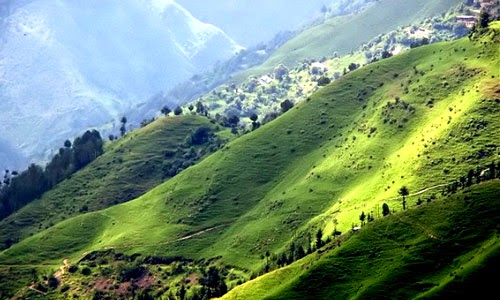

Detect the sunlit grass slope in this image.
[0,115,226,250]
[219,180,500,299]
[0,24,498,291]
[235,0,462,80]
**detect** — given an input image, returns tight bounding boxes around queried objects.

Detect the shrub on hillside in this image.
[317,76,331,86]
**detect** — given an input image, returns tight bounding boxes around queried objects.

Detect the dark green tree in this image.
[381,50,393,58]
[196,101,207,115]
[460,176,466,188]
[73,130,104,170]
[187,127,212,145]
[466,169,475,186]
[348,63,359,71]
[226,115,240,128]
[399,186,409,210]
[161,105,171,116]
[249,113,258,122]
[489,162,496,180]
[274,64,289,81]
[359,211,366,224]
[315,228,323,249]
[382,203,390,216]
[174,106,183,116]
[249,113,260,131]
[479,10,490,28]
[296,245,306,259]
[317,76,331,86]
[367,213,374,222]
[120,116,127,136]
[280,99,294,113]
[265,250,271,264]
[178,285,186,300]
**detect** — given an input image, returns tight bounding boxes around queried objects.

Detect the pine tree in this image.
[359,211,366,224]
[399,186,409,210]
[315,228,323,249]
[382,203,390,216]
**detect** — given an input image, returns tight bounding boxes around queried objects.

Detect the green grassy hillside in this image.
[0,115,229,250]
[219,180,500,299]
[199,1,477,123]
[235,0,462,79]
[0,23,498,299]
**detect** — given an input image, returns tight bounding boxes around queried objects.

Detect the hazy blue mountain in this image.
[175,0,329,46]
[0,0,241,170]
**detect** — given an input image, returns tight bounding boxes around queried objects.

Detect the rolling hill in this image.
[0,21,498,299]
[0,115,231,251]
[219,180,500,299]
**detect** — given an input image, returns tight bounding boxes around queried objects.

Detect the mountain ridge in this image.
[0,0,240,170]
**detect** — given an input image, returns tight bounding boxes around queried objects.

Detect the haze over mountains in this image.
[0,0,499,298]
[0,0,378,171]
[175,0,329,46]
[0,0,240,170]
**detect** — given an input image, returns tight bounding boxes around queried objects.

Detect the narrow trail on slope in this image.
[381,183,451,202]
[396,214,443,240]
[376,183,451,240]
[103,223,230,251]
[54,258,69,279]
[9,283,47,300]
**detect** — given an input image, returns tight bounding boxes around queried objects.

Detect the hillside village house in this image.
[456,15,477,28]
[456,0,495,28]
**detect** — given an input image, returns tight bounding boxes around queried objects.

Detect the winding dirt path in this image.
[396,214,442,240]
[381,183,451,202]
[53,258,69,279]
[104,223,230,251]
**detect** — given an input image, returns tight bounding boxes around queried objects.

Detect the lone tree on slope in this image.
[161,105,171,116]
[359,211,366,225]
[316,228,324,249]
[382,203,390,216]
[174,106,183,116]
[399,186,409,210]
[120,116,127,136]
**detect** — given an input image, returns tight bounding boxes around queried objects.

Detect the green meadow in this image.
[1,22,498,299]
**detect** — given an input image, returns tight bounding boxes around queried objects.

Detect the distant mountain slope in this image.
[0,21,498,299]
[175,0,328,46]
[0,0,240,170]
[236,0,463,79]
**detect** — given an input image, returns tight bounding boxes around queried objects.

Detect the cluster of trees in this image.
[258,226,343,276]
[187,267,228,300]
[86,253,231,300]
[0,130,104,222]
[409,37,430,49]
[161,126,224,178]
[161,101,209,118]
[359,210,376,225]
[446,161,500,194]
